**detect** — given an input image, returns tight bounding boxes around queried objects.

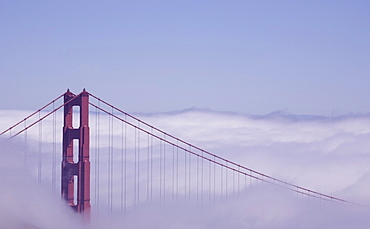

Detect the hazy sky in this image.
[2,3,370,227]
[1,1,369,115]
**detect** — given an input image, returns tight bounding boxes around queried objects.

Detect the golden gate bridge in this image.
[0,89,357,225]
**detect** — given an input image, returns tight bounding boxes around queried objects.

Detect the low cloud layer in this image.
[141,111,370,201]
[1,109,370,228]
[0,139,83,229]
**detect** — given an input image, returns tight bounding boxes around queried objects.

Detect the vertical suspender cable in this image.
[184,148,187,200]
[147,132,150,201]
[213,156,216,201]
[163,134,166,202]
[196,151,199,202]
[137,122,140,203]
[233,166,235,196]
[38,111,42,185]
[108,110,111,210]
[220,162,223,198]
[245,171,248,190]
[172,144,175,202]
[24,120,28,168]
[209,156,212,204]
[150,128,153,201]
[134,126,137,204]
[176,142,179,201]
[121,120,124,212]
[96,99,101,213]
[201,150,204,204]
[52,102,56,194]
[110,107,114,212]
[188,145,191,200]
[124,115,127,212]
[238,165,240,196]
[225,161,228,198]
[110,110,113,211]
[93,102,96,210]
[250,170,252,188]
[159,137,162,202]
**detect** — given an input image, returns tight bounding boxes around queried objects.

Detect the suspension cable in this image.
[3,92,83,139]
[88,95,357,205]
[0,93,64,136]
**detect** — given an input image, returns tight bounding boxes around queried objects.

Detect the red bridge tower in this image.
[61,89,90,219]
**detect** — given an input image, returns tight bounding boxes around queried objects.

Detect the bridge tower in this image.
[61,89,90,220]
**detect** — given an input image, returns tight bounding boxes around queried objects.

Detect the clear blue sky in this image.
[1,1,369,115]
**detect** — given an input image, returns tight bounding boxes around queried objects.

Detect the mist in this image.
[0,139,84,229]
[1,109,370,228]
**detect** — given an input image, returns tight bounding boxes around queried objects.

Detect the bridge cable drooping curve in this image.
[0,90,366,217]
[87,92,357,206]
